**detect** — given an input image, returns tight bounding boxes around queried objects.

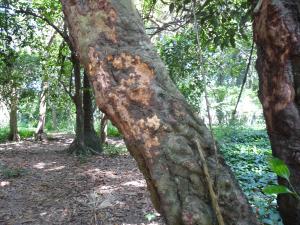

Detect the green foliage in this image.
[215,125,283,224]
[263,185,293,195]
[269,157,290,180]
[0,165,26,178]
[107,122,121,137]
[103,144,127,157]
[0,127,9,143]
[144,0,251,48]
[18,127,35,139]
[263,157,300,200]
[0,127,35,143]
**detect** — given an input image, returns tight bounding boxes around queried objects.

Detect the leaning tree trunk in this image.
[83,71,102,152]
[9,88,19,142]
[35,80,48,141]
[253,0,300,224]
[61,1,258,224]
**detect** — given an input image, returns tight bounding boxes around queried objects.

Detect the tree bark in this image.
[51,105,58,130]
[83,70,102,152]
[8,88,19,142]
[253,0,300,224]
[68,53,86,154]
[100,113,108,144]
[35,80,48,141]
[61,1,258,224]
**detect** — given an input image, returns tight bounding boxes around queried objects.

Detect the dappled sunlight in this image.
[121,179,146,188]
[1,181,10,187]
[45,165,65,171]
[0,134,164,224]
[33,161,56,169]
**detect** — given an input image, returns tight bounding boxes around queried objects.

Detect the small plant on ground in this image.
[0,165,26,178]
[103,144,127,156]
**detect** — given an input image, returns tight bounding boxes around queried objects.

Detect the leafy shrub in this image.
[19,127,35,139]
[103,144,127,156]
[107,122,121,137]
[215,125,283,224]
[0,127,9,143]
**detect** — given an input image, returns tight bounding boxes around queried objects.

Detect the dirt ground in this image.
[0,135,164,225]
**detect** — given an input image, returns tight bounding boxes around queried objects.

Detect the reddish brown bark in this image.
[61,0,258,224]
[253,0,300,224]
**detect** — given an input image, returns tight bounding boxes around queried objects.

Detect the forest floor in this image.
[0,134,164,225]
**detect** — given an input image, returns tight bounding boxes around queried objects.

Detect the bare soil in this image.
[0,134,164,225]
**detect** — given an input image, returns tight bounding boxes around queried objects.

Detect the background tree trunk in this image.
[8,88,19,142]
[253,1,300,224]
[68,54,86,154]
[51,105,57,131]
[35,80,48,141]
[100,113,108,144]
[83,71,102,152]
[61,0,259,224]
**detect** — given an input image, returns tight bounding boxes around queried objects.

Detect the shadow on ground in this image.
[0,135,164,225]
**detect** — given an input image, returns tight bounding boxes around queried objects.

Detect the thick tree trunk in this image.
[83,71,102,152]
[253,1,300,224]
[9,88,19,142]
[35,80,48,141]
[68,54,86,154]
[61,1,258,224]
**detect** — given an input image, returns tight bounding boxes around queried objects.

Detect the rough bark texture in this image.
[35,81,48,141]
[9,89,19,142]
[83,71,102,152]
[100,113,108,144]
[61,0,259,224]
[253,0,300,224]
[68,54,86,154]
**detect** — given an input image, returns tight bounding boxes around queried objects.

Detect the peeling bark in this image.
[253,0,300,224]
[61,0,258,224]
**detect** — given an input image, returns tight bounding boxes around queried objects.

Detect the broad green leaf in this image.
[269,157,290,180]
[263,185,293,195]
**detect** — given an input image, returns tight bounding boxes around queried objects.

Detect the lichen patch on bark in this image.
[64,1,117,63]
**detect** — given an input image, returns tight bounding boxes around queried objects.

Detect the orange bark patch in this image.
[87,50,160,152]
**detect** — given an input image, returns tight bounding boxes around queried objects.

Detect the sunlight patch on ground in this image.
[96,185,119,194]
[0,181,10,187]
[45,165,65,171]
[33,161,56,169]
[121,179,145,188]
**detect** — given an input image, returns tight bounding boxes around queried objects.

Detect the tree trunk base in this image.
[8,133,20,142]
[35,132,48,141]
[67,137,102,155]
[84,131,103,153]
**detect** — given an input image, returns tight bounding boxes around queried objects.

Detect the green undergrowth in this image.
[214,125,283,225]
[103,143,127,156]
[0,127,35,143]
[0,164,27,179]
